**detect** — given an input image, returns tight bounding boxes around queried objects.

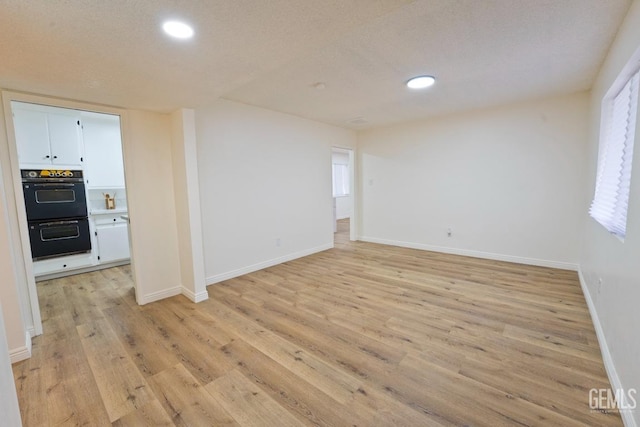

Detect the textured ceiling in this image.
[0,0,632,129]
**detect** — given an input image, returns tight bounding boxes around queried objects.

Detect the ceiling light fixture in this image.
[406,75,436,89]
[162,20,194,39]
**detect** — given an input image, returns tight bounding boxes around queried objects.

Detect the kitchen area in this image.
[12,101,130,280]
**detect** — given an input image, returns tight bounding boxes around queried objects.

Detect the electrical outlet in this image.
[447,228,452,237]
[276,238,281,247]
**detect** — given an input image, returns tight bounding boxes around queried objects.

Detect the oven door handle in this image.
[32,183,76,188]
[38,220,79,227]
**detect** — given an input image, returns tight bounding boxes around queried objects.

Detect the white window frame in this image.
[589,66,639,240]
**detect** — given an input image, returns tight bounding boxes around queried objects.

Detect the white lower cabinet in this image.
[94,214,130,263]
[32,253,94,277]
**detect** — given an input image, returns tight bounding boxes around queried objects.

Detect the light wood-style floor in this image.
[13,219,621,426]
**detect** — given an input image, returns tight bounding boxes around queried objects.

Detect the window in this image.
[589,69,639,239]
[332,163,349,197]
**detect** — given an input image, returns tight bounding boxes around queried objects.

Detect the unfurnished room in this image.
[0,1,639,426]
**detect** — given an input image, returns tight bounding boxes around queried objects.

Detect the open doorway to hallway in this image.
[331,147,354,245]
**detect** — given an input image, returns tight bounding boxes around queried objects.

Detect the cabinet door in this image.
[82,114,125,188]
[13,108,52,165]
[96,223,130,263]
[48,112,82,166]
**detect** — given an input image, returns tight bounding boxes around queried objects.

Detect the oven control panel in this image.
[21,169,84,180]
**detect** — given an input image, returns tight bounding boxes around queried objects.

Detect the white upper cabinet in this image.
[81,112,125,188]
[12,102,83,168]
[47,112,82,165]
[13,108,52,166]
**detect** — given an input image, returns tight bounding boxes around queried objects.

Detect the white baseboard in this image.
[10,331,31,363]
[578,269,637,427]
[137,286,182,305]
[206,243,333,285]
[357,236,579,271]
[182,287,209,303]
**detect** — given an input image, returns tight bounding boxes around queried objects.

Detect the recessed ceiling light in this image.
[162,20,194,39]
[406,75,436,89]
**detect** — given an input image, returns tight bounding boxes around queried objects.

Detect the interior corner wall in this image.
[580,1,640,425]
[357,91,589,269]
[125,110,182,303]
[195,99,356,283]
[170,108,207,302]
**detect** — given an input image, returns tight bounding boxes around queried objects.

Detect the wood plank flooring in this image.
[13,219,621,426]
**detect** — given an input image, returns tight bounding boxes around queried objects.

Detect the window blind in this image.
[589,70,639,239]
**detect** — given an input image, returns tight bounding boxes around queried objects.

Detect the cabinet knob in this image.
[53,155,58,159]
[45,155,50,159]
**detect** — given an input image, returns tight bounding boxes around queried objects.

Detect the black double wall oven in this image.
[21,169,91,260]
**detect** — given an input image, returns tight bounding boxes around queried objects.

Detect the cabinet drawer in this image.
[33,253,94,277]
[93,214,128,226]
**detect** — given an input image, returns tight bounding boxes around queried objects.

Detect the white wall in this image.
[332,151,352,220]
[170,109,208,303]
[195,99,356,283]
[358,92,589,269]
[123,110,182,303]
[0,96,30,360]
[580,2,640,425]
[0,302,22,426]
[0,172,28,356]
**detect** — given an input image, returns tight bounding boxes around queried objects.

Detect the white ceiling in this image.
[0,0,631,129]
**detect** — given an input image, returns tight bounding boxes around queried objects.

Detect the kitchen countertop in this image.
[90,208,128,215]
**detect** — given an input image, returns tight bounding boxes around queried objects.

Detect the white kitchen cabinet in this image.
[12,102,83,168]
[81,112,125,188]
[94,214,130,263]
[47,112,83,165]
[12,108,51,166]
[32,253,94,278]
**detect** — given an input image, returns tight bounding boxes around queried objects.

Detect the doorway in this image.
[1,92,135,337]
[331,147,355,244]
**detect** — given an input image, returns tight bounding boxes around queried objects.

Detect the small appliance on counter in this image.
[21,169,91,259]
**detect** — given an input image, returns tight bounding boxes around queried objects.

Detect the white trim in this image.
[357,236,579,271]
[578,270,638,427]
[206,243,333,285]
[182,286,209,303]
[9,331,31,363]
[136,286,181,305]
